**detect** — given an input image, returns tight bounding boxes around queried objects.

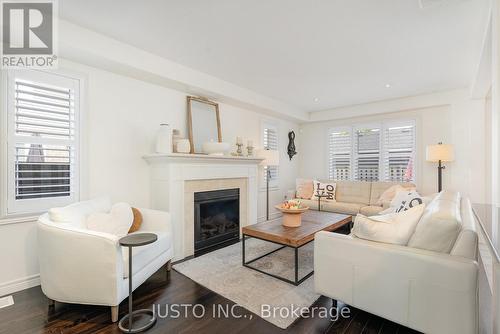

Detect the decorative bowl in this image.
[275,205,309,227]
[202,141,231,156]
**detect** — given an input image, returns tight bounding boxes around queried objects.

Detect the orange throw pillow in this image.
[128,207,143,233]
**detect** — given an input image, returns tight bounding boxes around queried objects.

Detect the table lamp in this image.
[426,142,454,192]
[258,149,280,221]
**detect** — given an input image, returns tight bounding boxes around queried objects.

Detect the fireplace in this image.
[194,188,240,256]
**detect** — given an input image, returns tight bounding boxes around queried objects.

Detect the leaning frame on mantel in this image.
[186,96,222,154]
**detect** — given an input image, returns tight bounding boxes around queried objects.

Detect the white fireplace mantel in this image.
[143,153,263,260]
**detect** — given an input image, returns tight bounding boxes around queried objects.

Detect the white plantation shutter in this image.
[383,122,415,182]
[262,123,279,186]
[7,71,80,214]
[353,126,381,181]
[328,128,351,180]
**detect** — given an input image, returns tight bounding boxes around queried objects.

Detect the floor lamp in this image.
[426,142,454,192]
[258,149,280,221]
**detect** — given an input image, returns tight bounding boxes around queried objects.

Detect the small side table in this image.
[118,233,158,333]
[315,193,330,211]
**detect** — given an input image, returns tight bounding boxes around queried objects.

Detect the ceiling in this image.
[59,0,490,113]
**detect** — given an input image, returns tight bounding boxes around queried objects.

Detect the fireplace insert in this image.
[194,188,240,256]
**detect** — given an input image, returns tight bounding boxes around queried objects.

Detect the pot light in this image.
[313,97,319,102]
[385,84,392,88]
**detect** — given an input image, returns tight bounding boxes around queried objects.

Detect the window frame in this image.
[327,119,417,183]
[260,120,279,190]
[2,69,83,217]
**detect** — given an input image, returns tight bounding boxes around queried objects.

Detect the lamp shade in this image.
[258,149,280,166]
[426,143,454,162]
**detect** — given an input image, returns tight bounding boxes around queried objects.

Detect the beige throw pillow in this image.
[376,185,406,206]
[311,180,336,201]
[352,204,426,245]
[295,179,314,199]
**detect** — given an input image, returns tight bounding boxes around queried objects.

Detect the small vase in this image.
[176,139,191,153]
[155,124,172,154]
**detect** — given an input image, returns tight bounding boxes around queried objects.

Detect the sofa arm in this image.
[37,221,123,306]
[314,231,478,334]
[138,208,171,235]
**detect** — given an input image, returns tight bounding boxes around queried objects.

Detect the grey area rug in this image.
[173,238,319,329]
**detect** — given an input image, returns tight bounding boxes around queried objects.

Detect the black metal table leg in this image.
[242,235,245,265]
[294,247,299,284]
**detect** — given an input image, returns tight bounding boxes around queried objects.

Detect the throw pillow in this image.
[128,207,143,233]
[311,180,336,201]
[376,185,406,206]
[352,204,426,245]
[391,190,424,213]
[295,179,314,199]
[86,202,134,237]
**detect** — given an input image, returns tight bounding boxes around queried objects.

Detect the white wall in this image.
[0,60,300,295]
[299,91,486,202]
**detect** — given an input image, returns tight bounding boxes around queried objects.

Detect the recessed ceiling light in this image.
[313,97,319,102]
[385,84,392,88]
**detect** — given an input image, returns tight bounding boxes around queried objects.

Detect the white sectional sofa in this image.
[314,191,479,334]
[296,180,415,216]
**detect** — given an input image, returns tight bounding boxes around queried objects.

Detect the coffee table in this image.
[242,210,352,285]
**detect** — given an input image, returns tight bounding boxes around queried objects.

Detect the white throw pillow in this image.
[352,204,426,245]
[391,190,424,213]
[311,180,336,201]
[49,197,112,228]
[86,202,134,237]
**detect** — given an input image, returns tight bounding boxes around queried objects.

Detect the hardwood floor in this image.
[0,269,421,334]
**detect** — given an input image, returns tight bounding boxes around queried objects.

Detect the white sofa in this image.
[37,199,173,322]
[296,180,415,216]
[314,191,479,334]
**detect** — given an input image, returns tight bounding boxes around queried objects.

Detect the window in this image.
[5,70,80,215]
[328,120,415,183]
[262,122,279,188]
[328,128,351,180]
[383,122,415,182]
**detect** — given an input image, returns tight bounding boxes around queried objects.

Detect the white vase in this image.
[155,123,172,154]
[176,139,191,153]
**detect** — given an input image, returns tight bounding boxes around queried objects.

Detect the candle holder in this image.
[236,143,244,156]
[247,145,254,157]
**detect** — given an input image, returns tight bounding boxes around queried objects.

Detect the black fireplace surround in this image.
[194,188,240,256]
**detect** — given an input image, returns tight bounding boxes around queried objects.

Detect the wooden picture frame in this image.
[187,96,222,154]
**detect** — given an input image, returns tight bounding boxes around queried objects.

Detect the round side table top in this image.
[119,233,157,247]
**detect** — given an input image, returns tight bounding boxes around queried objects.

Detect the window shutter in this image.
[328,129,351,180]
[353,127,380,181]
[263,125,279,185]
[7,72,79,214]
[383,123,415,182]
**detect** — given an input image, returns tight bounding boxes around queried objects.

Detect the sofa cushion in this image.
[391,190,424,213]
[122,231,170,278]
[369,181,416,206]
[407,191,462,253]
[335,181,371,205]
[86,202,134,237]
[352,204,425,245]
[360,205,384,216]
[322,201,363,215]
[296,178,314,199]
[312,180,336,201]
[49,197,112,228]
[450,198,478,259]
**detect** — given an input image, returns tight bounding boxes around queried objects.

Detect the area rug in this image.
[173,238,319,329]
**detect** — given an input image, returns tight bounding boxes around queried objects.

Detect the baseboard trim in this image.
[0,274,40,297]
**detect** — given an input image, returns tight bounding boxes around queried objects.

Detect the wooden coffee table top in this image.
[242,210,352,247]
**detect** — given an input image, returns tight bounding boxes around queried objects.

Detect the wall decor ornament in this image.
[287,130,297,160]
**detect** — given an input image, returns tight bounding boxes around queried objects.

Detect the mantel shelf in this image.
[143,153,264,164]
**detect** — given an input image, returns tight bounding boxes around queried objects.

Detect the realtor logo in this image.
[1,0,58,68]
